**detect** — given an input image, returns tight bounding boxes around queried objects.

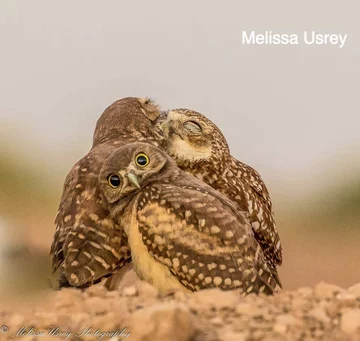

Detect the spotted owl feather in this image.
[50,97,165,288]
[162,109,283,269]
[100,142,281,295]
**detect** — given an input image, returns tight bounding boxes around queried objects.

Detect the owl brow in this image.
[188,118,202,126]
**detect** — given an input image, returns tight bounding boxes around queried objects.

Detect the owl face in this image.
[161,109,229,163]
[99,143,168,204]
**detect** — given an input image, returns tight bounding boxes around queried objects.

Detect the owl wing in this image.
[229,158,283,268]
[50,148,131,288]
[135,182,281,295]
[233,158,272,207]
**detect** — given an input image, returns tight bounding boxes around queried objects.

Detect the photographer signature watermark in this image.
[0,325,130,340]
[241,30,348,48]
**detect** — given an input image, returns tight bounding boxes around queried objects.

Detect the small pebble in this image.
[122,285,138,297]
[348,283,360,298]
[315,282,344,298]
[340,309,360,334]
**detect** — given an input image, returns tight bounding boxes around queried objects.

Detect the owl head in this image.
[160,109,230,165]
[99,142,175,204]
[93,97,164,147]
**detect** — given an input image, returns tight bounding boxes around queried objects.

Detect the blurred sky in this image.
[1,1,359,199]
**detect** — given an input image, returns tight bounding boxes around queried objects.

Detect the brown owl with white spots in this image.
[50,97,164,289]
[160,109,282,271]
[99,142,282,295]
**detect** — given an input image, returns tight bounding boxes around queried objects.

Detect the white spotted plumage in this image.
[161,109,283,271]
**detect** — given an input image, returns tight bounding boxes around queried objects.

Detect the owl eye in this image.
[107,174,121,188]
[183,120,202,134]
[135,153,150,167]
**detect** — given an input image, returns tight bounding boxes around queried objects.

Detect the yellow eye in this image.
[107,174,121,188]
[135,153,150,167]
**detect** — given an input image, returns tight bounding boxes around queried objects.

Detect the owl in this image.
[160,109,282,270]
[99,142,282,295]
[50,97,164,289]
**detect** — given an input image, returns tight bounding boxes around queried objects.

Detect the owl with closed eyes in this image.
[99,142,282,295]
[160,109,282,271]
[50,97,165,289]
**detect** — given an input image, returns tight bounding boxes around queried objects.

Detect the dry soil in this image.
[0,275,360,341]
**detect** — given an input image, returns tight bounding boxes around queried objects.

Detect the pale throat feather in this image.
[168,138,212,164]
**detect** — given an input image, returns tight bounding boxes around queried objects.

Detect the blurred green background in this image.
[1,1,359,300]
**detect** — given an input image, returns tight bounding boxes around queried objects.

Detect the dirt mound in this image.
[1,280,360,341]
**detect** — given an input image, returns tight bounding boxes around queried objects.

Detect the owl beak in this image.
[160,120,169,136]
[127,173,141,189]
[161,120,183,140]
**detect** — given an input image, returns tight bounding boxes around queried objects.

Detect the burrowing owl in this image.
[50,97,164,288]
[160,109,282,270]
[99,142,282,295]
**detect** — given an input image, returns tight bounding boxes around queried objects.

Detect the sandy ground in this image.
[0,275,359,341]
[1,211,359,341]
